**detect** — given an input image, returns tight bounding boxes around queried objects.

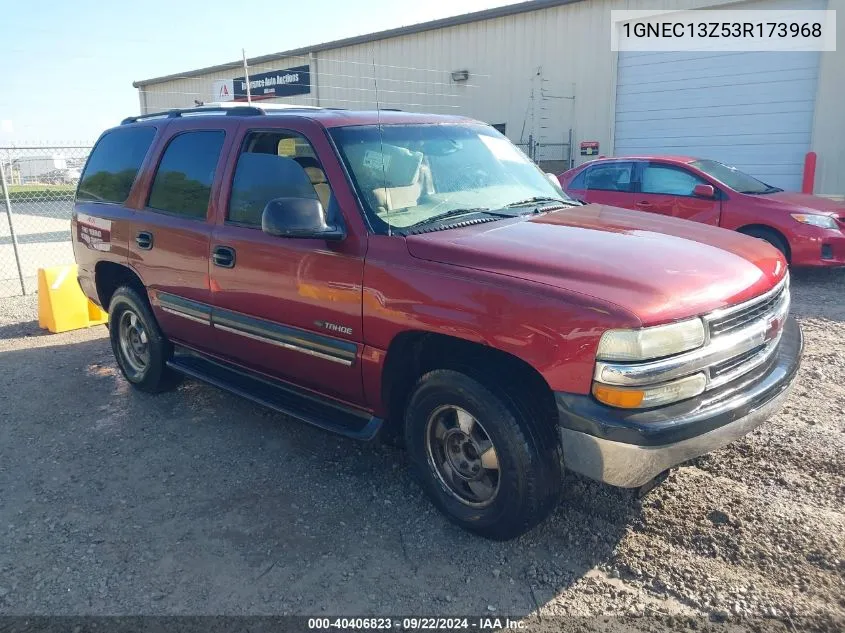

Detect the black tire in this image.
[741,227,790,262]
[108,286,181,393]
[404,369,562,540]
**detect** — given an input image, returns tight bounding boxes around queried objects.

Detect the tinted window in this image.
[642,164,705,196]
[148,131,225,219]
[77,127,156,203]
[228,131,331,228]
[585,163,633,192]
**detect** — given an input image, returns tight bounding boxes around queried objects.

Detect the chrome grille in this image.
[594,274,791,396]
[710,345,765,378]
[708,283,786,338]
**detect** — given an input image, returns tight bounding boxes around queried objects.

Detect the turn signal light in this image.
[592,384,645,408]
[592,373,708,409]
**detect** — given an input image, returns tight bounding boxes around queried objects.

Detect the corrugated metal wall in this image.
[137,0,844,194]
[137,2,616,165]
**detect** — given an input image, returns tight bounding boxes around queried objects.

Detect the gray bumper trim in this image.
[560,379,792,488]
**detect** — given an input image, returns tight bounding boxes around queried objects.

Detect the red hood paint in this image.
[406,204,788,326]
[757,191,845,215]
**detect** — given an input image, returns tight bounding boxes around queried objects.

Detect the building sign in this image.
[211,65,310,102]
[580,141,599,156]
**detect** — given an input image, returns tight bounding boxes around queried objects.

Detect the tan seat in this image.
[372,162,434,211]
[303,166,332,210]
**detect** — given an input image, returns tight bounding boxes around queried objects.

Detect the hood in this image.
[759,192,845,216]
[405,204,788,325]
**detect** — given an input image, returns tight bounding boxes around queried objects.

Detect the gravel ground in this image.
[0,270,842,630]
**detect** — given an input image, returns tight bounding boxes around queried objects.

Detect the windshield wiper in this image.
[740,186,783,195]
[406,207,509,232]
[504,196,577,208]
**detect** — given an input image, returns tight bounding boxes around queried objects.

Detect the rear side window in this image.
[77,127,156,204]
[585,163,634,192]
[148,131,226,219]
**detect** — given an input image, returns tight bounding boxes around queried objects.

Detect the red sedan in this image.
[559,156,845,267]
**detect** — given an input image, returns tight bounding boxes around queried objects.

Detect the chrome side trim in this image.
[213,323,354,366]
[160,306,211,325]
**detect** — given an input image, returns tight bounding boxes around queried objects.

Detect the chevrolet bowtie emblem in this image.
[764,316,783,342]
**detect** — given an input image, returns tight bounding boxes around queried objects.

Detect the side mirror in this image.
[693,184,716,198]
[261,197,345,240]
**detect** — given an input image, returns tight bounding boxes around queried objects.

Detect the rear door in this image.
[570,161,637,208]
[73,125,158,300]
[129,118,238,351]
[634,161,721,225]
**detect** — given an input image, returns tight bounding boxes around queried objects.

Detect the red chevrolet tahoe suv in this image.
[72,106,802,540]
[559,156,845,267]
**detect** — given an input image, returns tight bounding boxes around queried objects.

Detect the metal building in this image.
[134,0,844,194]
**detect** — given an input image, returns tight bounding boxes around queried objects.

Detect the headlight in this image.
[596,318,705,362]
[791,213,838,229]
[593,373,707,409]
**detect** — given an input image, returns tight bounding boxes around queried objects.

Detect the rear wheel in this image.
[404,369,562,540]
[109,286,181,393]
[740,227,790,262]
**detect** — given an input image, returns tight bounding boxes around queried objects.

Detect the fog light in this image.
[821,244,833,260]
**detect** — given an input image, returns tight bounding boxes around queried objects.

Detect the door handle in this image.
[212,245,236,268]
[635,200,652,207]
[136,231,153,250]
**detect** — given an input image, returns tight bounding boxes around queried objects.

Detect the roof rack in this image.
[121,105,266,125]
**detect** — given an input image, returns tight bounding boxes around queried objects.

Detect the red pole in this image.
[802,151,817,194]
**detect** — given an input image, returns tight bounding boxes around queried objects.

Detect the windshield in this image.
[330,123,574,234]
[690,159,781,194]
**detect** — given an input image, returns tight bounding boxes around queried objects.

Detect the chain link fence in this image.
[0,145,91,297]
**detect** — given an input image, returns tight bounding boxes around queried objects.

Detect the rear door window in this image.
[584,163,634,192]
[147,131,226,219]
[77,127,156,204]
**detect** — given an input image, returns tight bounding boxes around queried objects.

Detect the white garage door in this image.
[614,49,821,191]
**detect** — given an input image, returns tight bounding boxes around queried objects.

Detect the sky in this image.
[0,0,516,145]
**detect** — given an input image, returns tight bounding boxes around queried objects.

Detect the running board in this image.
[167,350,382,440]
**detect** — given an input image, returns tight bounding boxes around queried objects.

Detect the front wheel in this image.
[404,370,562,540]
[109,286,181,393]
[740,227,790,262]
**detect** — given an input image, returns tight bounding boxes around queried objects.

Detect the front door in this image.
[208,121,367,406]
[634,161,722,225]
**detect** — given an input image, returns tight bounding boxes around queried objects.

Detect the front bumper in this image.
[789,227,845,267]
[556,317,803,488]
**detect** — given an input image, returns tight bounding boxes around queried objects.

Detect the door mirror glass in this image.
[261,197,345,240]
[693,183,716,198]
